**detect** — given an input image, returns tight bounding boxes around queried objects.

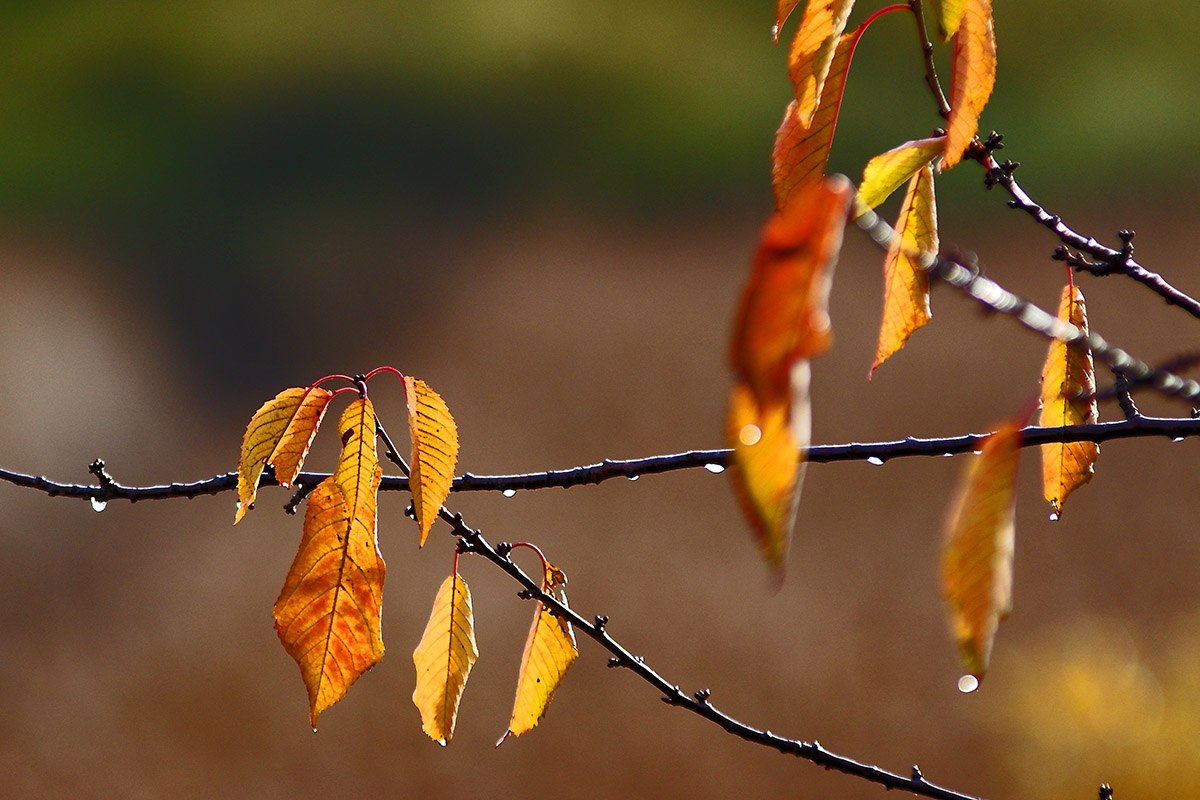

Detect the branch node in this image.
[911,765,925,782]
[594,614,608,631]
[1098,784,1114,800]
[1117,229,1135,258]
[516,588,535,600]
[982,131,1004,152]
[455,537,474,555]
[694,688,712,704]
[495,541,513,559]
[607,657,624,669]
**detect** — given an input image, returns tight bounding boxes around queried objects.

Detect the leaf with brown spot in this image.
[1039,285,1099,516]
[787,0,857,126]
[854,136,943,217]
[942,0,996,170]
[930,0,968,41]
[404,377,460,546]
[941,419,1021,682]
[412,572,479,745]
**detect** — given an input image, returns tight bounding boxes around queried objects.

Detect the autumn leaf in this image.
[273,476,386,729]
[335,396,383,553]
[1039,285,1099,516]
[942,0,996,170]
[235,386,333,523]
[773,0,803,42]
[871,163,938,377]
[498,560,578,744]
[854,136,943,217]
[412,572,479,745]
[930,0,968,41]
[941,419,1021,682]
[787,0,856,127]
[404,376,459,546]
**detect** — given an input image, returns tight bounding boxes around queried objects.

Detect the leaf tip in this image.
[495,730,512,748]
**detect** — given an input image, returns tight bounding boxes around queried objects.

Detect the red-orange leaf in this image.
[854,136,943,217]
[787,0,856,126]
[942,0,996,170]
[412,573,479,745]
[273,476,386,729]
[404,376,460,547]
[941,419,1021,682]
[930,0,968,41]
[774,0,803,42]
[871,163,938,377]
[1040,285,1099,516]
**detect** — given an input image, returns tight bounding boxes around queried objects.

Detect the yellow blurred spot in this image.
[739,424,762,446]
[958,674,980,693]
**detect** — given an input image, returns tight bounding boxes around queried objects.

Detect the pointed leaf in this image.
[871,163,938,376]
[930,0,968,41]
[273,476,386,728]
[236,387,333,524]
[942,0,996,170]
[787,0,856,126]
[404,377,460,546]
[500,561,578,743]
[335,396,383,554]
[1039,285,1099,515]
[854,136,943,217]
[941,419,1021,682]
[412,573,479,745]
[774,0,803,43]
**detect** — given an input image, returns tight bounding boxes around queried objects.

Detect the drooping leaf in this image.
[787,0,856,126]
[273,476,386,729]
[871,163,938,377]
[235,386,333,523]
[930,0,969,41]
[732,176,853,406]
[412,573,479,745]
[404,376,460,546]
[335,396,383,555]
[941,419,1021,682]
[854,136,943,217]
[773,0,803,42]
[499,561,578,744]
[942,0,996,170]
[1039,285,1099,516]
[772,26,859,210]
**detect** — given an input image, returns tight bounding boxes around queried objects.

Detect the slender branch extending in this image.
[908,0,950,117]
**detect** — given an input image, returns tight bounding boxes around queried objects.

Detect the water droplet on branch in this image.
[866,456,884,466]
[704,463,726,474]
[90,497,108,513]
[502,489,516,498]
[957,674,979,693]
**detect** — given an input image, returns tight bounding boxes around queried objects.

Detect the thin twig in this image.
[909,0,950,117]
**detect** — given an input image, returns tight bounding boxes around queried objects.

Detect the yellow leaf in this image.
[335,396,383,553]
[930,0,968,41]
[273,476,386,729]
[412,573,479,745]
[1039,285,1099,515]
[871,163,938,376]
[942,0,996,170]
[236,386,333,524]
[787,0,857,126]
[941,419,1021,681]
[853,136,943,218]
[499,561,578,743]
[404,377,460,546]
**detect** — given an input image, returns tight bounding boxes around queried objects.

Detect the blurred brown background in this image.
[2,1,1199,798]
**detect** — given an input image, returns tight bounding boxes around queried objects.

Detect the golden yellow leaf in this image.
[404,376,460,546]
[871,163,938,376]
[853,136,943,218]
[942,0,996,170]
[499,561,578,743]
[273,475,386,729]
[236,386,333,524]
[412,573,479,745]
[1039,285,1099,516]
[335,396,383,553]
[930,0,968,41]
[941,419,1021,681]
[787,0,857,126]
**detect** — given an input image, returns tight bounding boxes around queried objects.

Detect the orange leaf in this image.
[404,377,460,546]
[772,25,858,210]
[273,475,386,729]
[1039,285,1099,516]
[930,0,968,41]
[871,163,938,376]
[787,0,857,126]
[235,386,333,524]
[499,561,578,744]
[942,0,996,170]
[941,419,1021,681]
[854,136,943,217]
[773,0,803,42]
[731,176,853,406]
[412,573,479,745]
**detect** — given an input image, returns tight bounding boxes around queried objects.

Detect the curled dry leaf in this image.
[854,136,943,218]
[235,386,333,523]
[404,376,460,546]
[941,419,1021,682]
[930,0,969,41]
[787,0,857,127]
[942,0,996,170]
[412,573,479,745]
[1039,285,1099,516]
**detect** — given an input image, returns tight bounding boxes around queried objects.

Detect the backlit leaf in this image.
[941,419,1021,681]
[412,573,479,745]
[235,386,333,523]
[499,561,578,744]
[930,0,968,41]
[404,376,460,546]
[273,476,386,729]
[773,0,803,42]
[871,163,938,377]
[335,396,383,556]
[1039,285,1099,516]
[854,136,943,217]
[942,0,996,170]
[787,0,856,126]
